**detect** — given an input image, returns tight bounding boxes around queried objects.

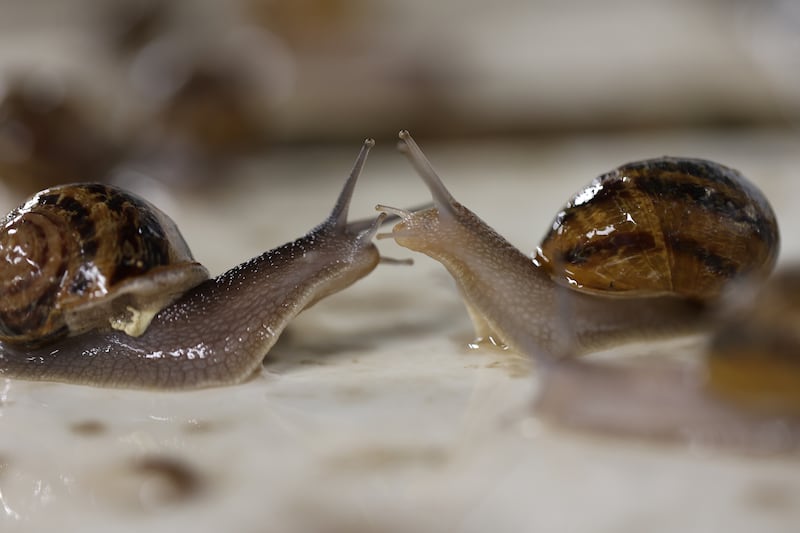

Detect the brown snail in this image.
[379,131,792,452]
[378,131,780,359]
[0,139,384,389]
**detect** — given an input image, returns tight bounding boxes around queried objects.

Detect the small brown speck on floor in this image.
[69,420,107,436]
[299,359,327,366]
[131,456,204,508]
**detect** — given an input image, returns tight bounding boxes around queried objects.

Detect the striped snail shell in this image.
[0,183,209,346]
[380,132,781,360]
[534,157,780,300]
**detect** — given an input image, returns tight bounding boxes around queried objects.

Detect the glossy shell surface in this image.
[535,157,780,299]
[0,183,209,344]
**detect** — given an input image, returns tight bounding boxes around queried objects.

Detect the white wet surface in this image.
[2,130,800,532]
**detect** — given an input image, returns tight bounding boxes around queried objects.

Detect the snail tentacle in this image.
[398,130,458,219]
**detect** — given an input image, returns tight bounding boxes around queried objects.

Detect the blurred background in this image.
[0,0,798,196]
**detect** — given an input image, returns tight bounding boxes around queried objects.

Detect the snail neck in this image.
[144,228,379,379]
[412,209,707,360]
[408,209,563,357]
[201,227,381,317]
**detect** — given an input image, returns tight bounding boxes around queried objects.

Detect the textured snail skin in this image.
[379,131,713,359]
[0,140,381,389]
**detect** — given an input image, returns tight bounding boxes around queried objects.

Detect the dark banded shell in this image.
[534,157,779,300]
[0,183,209,345]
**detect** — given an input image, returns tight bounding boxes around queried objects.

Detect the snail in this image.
[0,139,384,389]
[534,268,800,453]
[377,131,779,359]
[379,131,792,453]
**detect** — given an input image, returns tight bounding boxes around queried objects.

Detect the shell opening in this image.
[330,138,375,230]
[397,130,457,217]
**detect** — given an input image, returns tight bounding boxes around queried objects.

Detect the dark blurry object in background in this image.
[91,0,288,189]
[103,0,171,59]
[245,0,366,51]
[116,57,276,190]
[104,0,275,155]
[242,0,464,140]
[117,28,283,187]
[153,64,270,155]
[3,0,799,195]
[0,73,120,196]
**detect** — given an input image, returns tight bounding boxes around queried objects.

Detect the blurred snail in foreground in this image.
[378,131,779,359]
[706,268,800,414]
[535,269,800,454]
[0,139,384,389]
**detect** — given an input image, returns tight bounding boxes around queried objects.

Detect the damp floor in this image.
[2,129,800,533]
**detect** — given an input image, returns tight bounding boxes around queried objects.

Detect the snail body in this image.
[0,139,382,389]
[381,131,793,452]
[379,131,779,359]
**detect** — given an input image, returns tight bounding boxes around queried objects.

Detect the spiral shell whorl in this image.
[0,184,208,345]
[0,208,74,340]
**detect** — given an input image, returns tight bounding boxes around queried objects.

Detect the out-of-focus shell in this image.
[706,268,800,414]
